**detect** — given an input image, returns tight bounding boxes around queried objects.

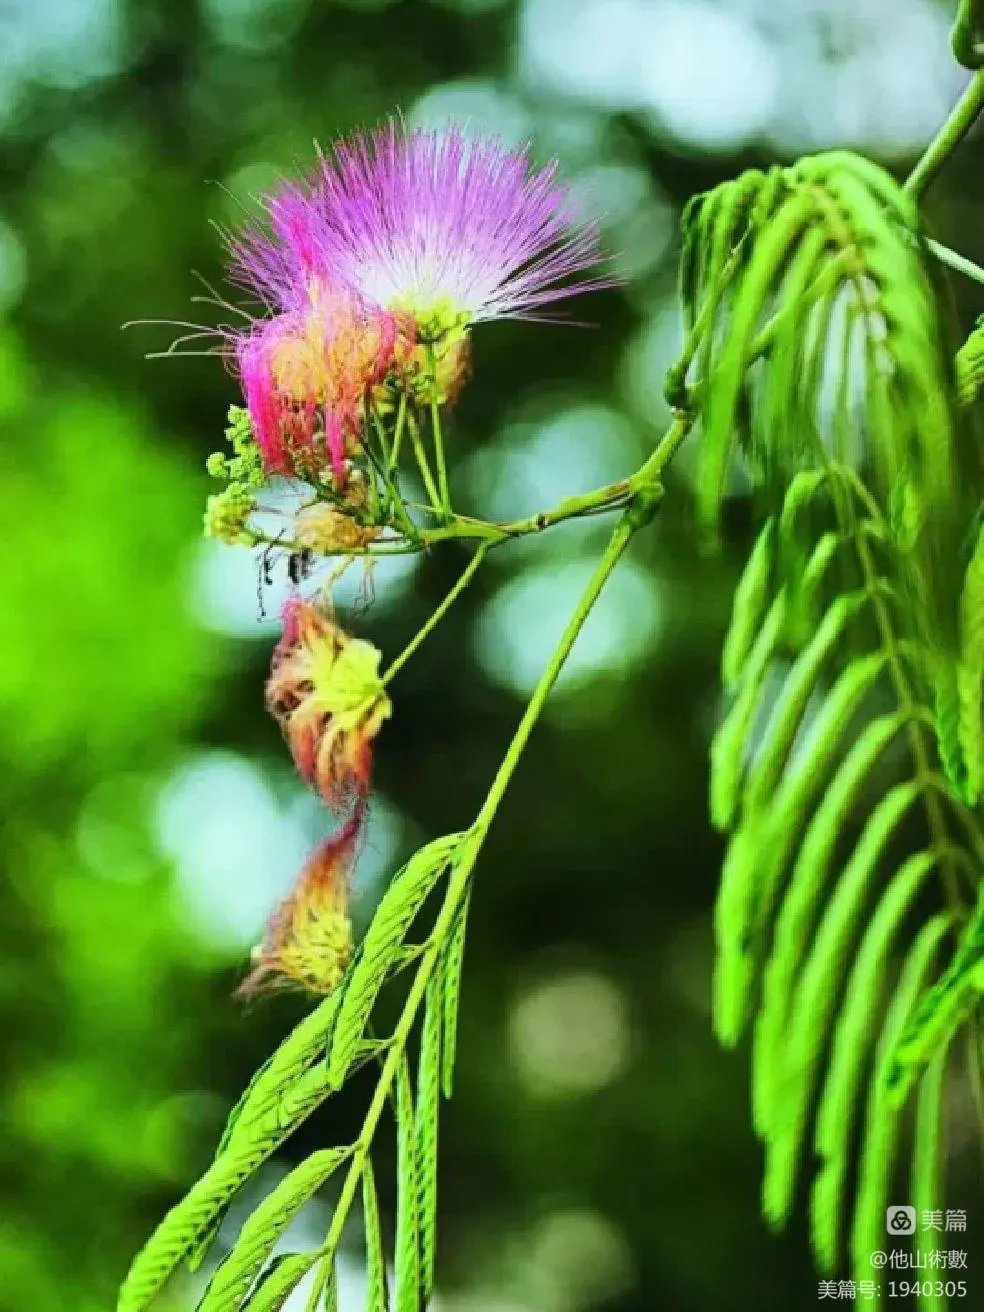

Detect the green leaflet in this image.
[757,229,833,467]
[936,665,968,803]
[395,1055,421,1312]
[810,850,937,1272]
[416,979,442,1299]
[886,882,984,1107]
[851,917,950,1301]
[956,319,984,406]
[749,650,888,945]
[958,524,984,803]
[721,518,775,689]
[117,1063,334,1312]
[197,1148,350,1312]
[713,597,876,1045]
[322,1259,337,1312]
[710,513,853,840]
[742,589,867,817]
[218,992,344,1154]
[362,1157,388,1312]
[699,190,817,532]
[762,780,922,1225]
[912,1046,949,1312]
[439,887,471,1100]
[325,1259,341,1312]
[709,592,786,833]
[240,1253,320,1312]
[187,1216,224,1274]
[752,712,904,1135]
[776,470,829,612]
[328,833,462,1087]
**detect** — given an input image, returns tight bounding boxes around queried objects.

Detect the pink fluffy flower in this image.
[226,123,608,474]
[234,280,401,482]
[305,122,610,328]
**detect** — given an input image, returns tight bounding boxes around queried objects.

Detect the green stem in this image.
[250,414,689,559]
[369,409,418,540]
[431,401,450,516]
[904,68,984,198]
[389,392,408,471]
[664,237,750,407]
[925,236,984,287]
[382,544,489,685]
[409,410,444,514]
[426,345,452,516]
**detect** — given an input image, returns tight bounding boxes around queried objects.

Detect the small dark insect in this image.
[256,533,286,619]
[287,549,315,586]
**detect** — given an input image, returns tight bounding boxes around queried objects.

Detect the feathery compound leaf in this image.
[885,883,984,1108]
[394,1055,421,1312]
[118,1063,336,1312]
[416,979,442,1299]
[810,850,937,1272]
[328,833,462,1087]
[710,593,786,834]
[721,518,776,689]
[686,151,972,625]
[851,916,951,1292]
[697,140,984,1292]
[241,1253,320,1312]
[438,887,471,1100]
[362,1157,389,1312]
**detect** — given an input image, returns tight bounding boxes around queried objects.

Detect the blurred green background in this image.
[2,1,982,1309]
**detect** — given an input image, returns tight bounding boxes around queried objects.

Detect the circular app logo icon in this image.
[886,1205,916,1236]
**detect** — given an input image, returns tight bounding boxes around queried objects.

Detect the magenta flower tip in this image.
[231,121,611,330]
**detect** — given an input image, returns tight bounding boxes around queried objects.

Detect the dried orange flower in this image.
[266,598,391,808]
[237,825,355,998]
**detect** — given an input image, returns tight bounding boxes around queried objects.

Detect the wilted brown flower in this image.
[237,820,357,998]
[266,597,391,808]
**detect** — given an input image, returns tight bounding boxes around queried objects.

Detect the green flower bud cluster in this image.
[203,482,259,546]
[205,405,266,486]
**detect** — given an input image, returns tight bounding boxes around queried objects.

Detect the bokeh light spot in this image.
[475,554,663,698]
[508,970,631,1097]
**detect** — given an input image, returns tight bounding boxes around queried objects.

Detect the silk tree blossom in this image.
[229,121,608,349]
